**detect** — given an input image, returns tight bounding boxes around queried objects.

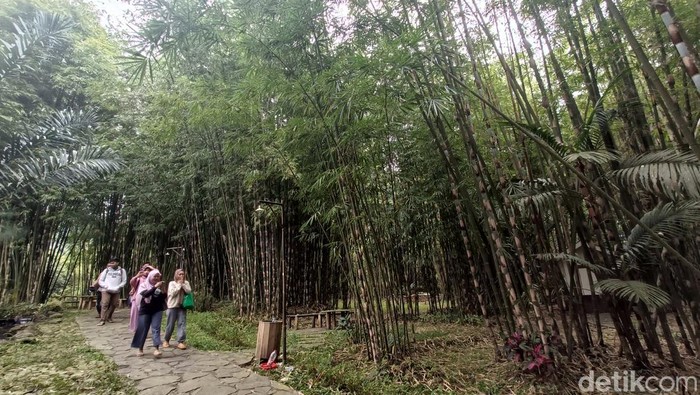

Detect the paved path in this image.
[76,309,300,395]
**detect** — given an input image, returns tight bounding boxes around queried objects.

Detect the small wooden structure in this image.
[255,320,282,361]
[286,309,354,330]
[318,309,353,329]
[61,296,79,309]
[79,295,96,310]
[287,313,319,329]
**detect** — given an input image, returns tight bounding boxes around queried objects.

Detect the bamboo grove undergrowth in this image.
[2,0,700,371]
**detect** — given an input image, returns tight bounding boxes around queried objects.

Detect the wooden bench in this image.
[79,295,96,310]
[318,309,354,329]
[61,296,79,309]
[287,309,355,330]
[287,313,319,329]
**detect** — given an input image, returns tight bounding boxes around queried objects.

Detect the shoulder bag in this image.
[183,292,195,310]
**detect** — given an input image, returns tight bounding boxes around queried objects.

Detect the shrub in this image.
[503,332,560,374]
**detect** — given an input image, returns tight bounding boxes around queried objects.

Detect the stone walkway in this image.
[76,309,300,395]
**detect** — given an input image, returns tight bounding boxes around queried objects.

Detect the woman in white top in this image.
[163,268,192,350]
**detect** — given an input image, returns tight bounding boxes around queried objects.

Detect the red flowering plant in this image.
[503,332,560,374]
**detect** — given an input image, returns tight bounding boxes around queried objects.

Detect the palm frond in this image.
[498,121,569,157]
[564,150,620,165]
[535,253,615,275]
[596,279,670,310]
[41,146,123,187]
[2,109,100,162]
[513,190,567,212]
[0,146,122,200]
[624,201,700,263]
[576,108,616,151]
[506,178,580,211]
[0,12,73,81]
[610,149,700,200]
[39,108,99,139]
[576,70,625,151]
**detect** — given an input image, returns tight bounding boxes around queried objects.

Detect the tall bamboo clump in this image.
[9,0,700,372]
[356,0,700,369]
[113,0,700,368]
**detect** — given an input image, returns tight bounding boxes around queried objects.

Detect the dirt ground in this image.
[372,312,700,394]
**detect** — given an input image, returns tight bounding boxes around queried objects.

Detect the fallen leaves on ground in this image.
[0,311,137,395]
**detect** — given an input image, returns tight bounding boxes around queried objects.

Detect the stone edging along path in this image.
[76,309,300,395]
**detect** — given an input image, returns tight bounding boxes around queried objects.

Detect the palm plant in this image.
[0,109,122,205]
[0,12,122,211]
[0,10,123,304]
[498,109,700,368]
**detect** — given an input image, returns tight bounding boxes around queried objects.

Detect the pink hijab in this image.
[139,269,161,303]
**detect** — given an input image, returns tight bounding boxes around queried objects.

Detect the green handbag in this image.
[183,292,195,310]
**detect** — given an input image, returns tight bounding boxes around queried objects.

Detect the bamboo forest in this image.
[1,0,700,393]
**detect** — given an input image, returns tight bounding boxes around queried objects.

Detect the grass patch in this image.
[252,315,580,395]
[0,310,136,395]
[262,331,422,394]
[161,307,257,351]
[251,321,540,395]
[413,328,448,341]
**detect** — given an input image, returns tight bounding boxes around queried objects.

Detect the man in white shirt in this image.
[97,257,127,325]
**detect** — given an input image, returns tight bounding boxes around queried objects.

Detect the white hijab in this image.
[139,269,161,303]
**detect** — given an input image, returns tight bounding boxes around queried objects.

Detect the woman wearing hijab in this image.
[128,263,154,332]
[163,268,192,350]
[130,269,167,357]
